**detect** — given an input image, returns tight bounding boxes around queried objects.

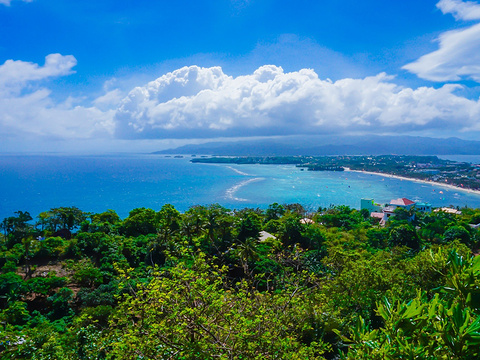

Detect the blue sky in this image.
[1,0,480,152]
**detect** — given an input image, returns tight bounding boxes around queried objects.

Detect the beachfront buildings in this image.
[361,197,432,224]
[416,202,432,212]
[360,198,383,214]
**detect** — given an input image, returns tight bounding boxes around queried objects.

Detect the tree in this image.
[120,207,158,237]
[283,203,306,216]
[388,224,420,250]
[265,202,285,222]
[443,225,472,247]
[236,236,260,276]
[280,212,304,246]
[156,204,181,243]
[91,209,121,225]
[1,211,33,244]
[81,209,121,234]
[319,205,366,230]
[50,207,88,231]
[237,211,262,242]
[181,205,208,242]
[105,254,328,359]
[338,252,480,359]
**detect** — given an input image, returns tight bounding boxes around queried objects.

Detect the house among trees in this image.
[415,202,432,212]
[361,197,432,225]
[383,198,416,222]
[360,198,383,213]
[434,207,462,215]
[258,230,276,242]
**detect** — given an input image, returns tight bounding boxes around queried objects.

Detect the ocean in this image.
[1,153,480,220]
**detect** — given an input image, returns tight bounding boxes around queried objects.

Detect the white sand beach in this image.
[344,168,480,196]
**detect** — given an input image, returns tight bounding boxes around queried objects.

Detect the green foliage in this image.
[91,209,121,225]
[36,207,88,232]
[1,211,34,245]
[72,260,104,288]
[443,225,472,246]
[106,254,328,359]
[47,287,74,320]
[0,272,25,304]
[1,203,480,359]
[119,207,158,237]
[338,250,480,359]
[265,202,285,221]
[1,260,17,273]
[27,275,66,296]
[0,300,30,325]
[77,281,120,307]
[280,212,305,246]
[319,205,368,230]
[34,236,65,260]
[388,224,420,250]
[366,227,389,249]
[237,210,262,241]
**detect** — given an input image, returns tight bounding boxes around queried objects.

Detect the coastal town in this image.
[192,155,480,193]
[359,196,471,226]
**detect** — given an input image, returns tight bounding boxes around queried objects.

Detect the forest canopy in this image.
[1,204,480,359]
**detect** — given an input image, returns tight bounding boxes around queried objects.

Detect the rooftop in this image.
[390,198,415,206]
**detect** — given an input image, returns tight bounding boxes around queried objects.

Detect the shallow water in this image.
[1,154,480,220]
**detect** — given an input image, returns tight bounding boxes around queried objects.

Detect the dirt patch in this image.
[17,262,73,279]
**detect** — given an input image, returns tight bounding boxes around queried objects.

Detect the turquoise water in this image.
[1,154,480,220]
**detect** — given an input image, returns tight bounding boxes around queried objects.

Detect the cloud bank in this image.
[2,56,480,148]
[403,0,480,82]
[0,54,114,141]
[115,65,480,139]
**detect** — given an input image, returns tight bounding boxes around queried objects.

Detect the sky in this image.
[1,0,480,153]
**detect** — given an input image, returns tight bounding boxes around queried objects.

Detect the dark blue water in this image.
[0,154,240,219]
[1,154,480,220]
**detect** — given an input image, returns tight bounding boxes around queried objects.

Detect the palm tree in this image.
[236,236,260,277]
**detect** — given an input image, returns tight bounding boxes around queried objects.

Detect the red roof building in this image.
[390,198,415,207]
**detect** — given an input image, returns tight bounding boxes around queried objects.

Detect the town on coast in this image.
[192,155,480,194]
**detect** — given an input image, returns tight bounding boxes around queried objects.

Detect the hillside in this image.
[2,204,480,358]
[154,135,480,156]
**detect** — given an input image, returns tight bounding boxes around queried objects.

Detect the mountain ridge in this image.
[153,135,480,156]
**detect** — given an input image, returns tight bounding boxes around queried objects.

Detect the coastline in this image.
[345,168,480,196]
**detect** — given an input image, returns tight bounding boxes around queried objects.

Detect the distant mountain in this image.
[153,135,480,156]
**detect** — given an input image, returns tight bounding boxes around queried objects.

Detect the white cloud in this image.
[403,0,480,82]
[115,65,480,139]
[93,89,125,111]
[437,0,480,20]
[0,54,77,96]
[0,54,114,141]
[2,57,480,149]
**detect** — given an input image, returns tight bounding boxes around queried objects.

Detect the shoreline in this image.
[345,168,480,196]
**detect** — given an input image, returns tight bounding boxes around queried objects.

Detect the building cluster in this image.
[361,197,439,226]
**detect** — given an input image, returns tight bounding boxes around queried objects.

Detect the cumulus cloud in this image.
[403,0,480,82]
[437,0,480,20]
[115,65,480,139]
[3,57,480,147]
[0,54,77,96]
[0,54,114,140]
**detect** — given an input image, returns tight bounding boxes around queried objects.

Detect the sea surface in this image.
[1,154,480,220]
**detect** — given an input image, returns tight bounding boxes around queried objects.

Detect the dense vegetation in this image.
[1,204,480,359]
